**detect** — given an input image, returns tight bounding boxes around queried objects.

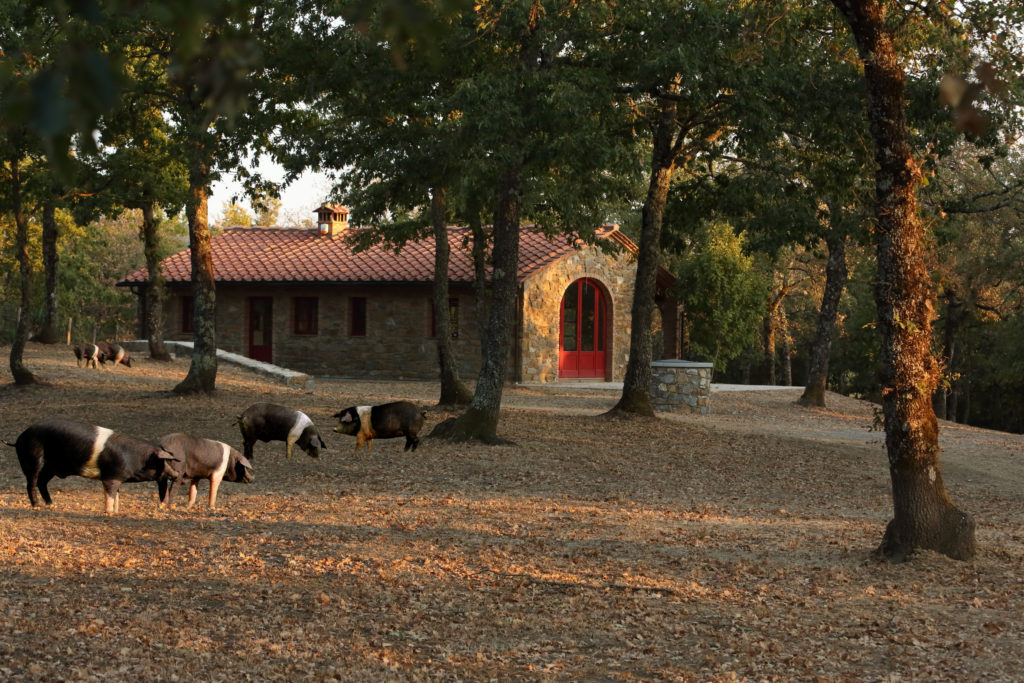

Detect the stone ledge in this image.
[121,340,314,391]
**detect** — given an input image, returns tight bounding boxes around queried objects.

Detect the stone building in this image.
[119,204,679,382]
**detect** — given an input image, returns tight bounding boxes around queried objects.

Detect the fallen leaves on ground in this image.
[0,344,1022,681]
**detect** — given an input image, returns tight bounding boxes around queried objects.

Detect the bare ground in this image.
[1,343,1022,682]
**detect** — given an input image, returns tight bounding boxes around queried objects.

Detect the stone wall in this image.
[519,245,637,383]
[649,360,713,415]
[165,283,482,380]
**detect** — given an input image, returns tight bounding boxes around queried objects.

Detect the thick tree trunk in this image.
[141,202,172,361]
[442,167,522,443]
[38,201,61,344]
[173,162,217,394]
[834,0,974,562]
[431,188,472,406]
[799,231,848,407]
[607,92,679,417]
[9,157,40,385]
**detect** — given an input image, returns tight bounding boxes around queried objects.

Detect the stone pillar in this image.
[649,359,713,415]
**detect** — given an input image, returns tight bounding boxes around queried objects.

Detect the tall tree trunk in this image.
[779,302,793,386]
[799,231,848,407]
[607,89,679,417]
[38,201,61,344]
[443,167,522,443]
[763,311,777,386]
[833,0,975,562]
[9,156,40,385]
[432,188,472,406]
[763,281,788,386]
[933,287,966,421]
[173,155,217,394]
[141,202,172,361]
[469,208,491,362]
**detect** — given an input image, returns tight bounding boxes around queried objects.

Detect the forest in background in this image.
[2,1,1023,435]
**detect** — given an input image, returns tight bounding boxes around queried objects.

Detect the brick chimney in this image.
[315,203,349,238]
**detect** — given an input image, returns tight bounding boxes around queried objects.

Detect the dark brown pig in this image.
[73,343,106,369]
[7,418,179,513]
[157,433,254,509]
[332,401,425,452]
[236,403,326,460]
[97,341,132,368]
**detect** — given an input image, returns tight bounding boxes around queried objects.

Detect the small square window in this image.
[293,297,318,335]
[350,296,367,337]
[181,296,194,333]
[430,297,459,339]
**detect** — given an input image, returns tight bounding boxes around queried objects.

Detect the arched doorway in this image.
[559,278,607,379]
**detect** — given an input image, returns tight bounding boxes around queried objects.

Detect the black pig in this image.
[8,418,179,513]
[157,433,254,509]
[332,401,425,452]
[236,403,326,460]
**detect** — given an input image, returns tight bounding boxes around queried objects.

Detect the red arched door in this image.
[559,278,607,379]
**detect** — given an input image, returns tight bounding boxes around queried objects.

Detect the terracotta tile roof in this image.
[119,224,635,286]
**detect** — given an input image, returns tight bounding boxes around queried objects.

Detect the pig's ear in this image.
[157,448,176,460]
[339,412,354,423]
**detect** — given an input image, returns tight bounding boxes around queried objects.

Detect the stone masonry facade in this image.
[519,244,637,383]
[162,241,651,383]
[165,283,482,381]
[649,360,713,415]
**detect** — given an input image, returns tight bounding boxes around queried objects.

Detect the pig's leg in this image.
[285,437,295,459]
[208,472,224,508]
[243,437,255,462]
[187,479,199,507]
[159,478,181,508]
[102,480,120,514]
[36,469,55,505]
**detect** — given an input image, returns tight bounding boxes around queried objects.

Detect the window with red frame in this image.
[293,297,319,335]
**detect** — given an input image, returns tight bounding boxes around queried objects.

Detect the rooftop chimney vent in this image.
[315,203,349,238]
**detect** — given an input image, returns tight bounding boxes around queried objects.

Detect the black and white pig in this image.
[8,418,180,514]
[157,433,254,509]
[98,341,132,368]
[236,403,326,460]
[332,401,426,452]
[73,343,106,368]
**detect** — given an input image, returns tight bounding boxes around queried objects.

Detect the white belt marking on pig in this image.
[82,427,114,479]
[213,441,230,479]
[287,412,313,445]
[355,406,375,438]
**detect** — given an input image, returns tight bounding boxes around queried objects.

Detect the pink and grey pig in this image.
[7,418,179,514]
[236,403,326,460]
[332,401,425,452]
[157,433,254,509]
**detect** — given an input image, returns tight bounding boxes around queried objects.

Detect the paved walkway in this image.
[518,381,804,392]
